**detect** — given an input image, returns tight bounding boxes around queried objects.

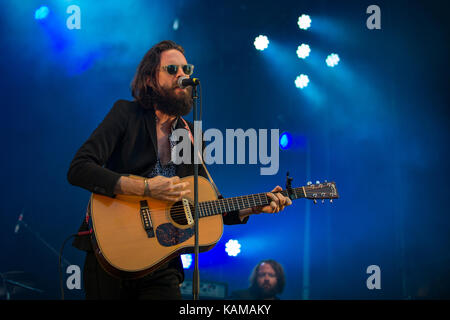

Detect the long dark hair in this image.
[131,40,185,108]
[249,259,286,295]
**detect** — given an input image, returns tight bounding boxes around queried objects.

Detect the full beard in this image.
[251,283,277,299]
[152,85,193,117]
[259,285,277,299]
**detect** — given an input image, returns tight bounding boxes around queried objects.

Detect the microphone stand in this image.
[192,84,200,300]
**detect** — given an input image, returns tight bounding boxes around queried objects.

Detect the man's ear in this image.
[145,76,152,88]
[146,75,159,92]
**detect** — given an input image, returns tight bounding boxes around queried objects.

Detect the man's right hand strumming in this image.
[114,175,190,202]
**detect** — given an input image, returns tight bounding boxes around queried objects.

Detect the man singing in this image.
[67,40,292,300]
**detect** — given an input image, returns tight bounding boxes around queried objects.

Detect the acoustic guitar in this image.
[89,175,339,279]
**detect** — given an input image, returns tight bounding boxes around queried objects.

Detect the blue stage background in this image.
[0,0,449,299]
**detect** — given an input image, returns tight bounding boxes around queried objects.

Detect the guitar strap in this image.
[179,117,223,199]
[80,200,93,237]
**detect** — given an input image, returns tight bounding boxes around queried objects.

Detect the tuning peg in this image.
[322,199,325,204]
[307,181,312,186]
[316,180,320,184]
[330,199,333,203]
[313,199,317,204]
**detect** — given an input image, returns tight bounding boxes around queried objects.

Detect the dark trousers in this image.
[83,251,182,300]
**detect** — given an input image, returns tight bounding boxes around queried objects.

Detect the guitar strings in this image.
[117,185,326,213]
[131,196,274,218]
[156,190,334,218]
[136,193,332,218]
[137,198,269,218]
[121,192,332,217]
[107,186,334,219]
[112,196,272,219]
[118,193,274,213]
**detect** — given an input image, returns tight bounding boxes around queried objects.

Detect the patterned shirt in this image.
[147,118,178,178]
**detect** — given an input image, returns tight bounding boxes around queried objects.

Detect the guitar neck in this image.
[198,187,306,218]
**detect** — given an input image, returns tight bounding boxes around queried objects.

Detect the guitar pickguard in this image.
[156,223,194,247]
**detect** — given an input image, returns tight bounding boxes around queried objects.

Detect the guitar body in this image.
[90,175,223,279]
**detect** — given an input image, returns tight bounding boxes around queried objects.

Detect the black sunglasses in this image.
[160,64,194,76]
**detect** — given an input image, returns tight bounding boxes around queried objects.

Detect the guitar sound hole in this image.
[170,201,189,226]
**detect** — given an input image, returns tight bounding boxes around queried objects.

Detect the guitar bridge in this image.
[140,200,155,238]
[182,198,194,226]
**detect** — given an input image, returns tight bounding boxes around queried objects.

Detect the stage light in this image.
[173,18,179,31]
[225,239,241,257]
[279,132,292,150]
[326,53,340,67]
[295,74,310,89]
[35,6,50,20]
[296,44,311,59]
[297,14,311,30]
[181,254,192,269]
[254,35,269,51]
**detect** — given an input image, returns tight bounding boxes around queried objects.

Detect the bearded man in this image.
[231,260,286,300]
[67,40,291,300]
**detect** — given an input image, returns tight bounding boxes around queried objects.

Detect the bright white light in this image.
[295,74,310,89]
[35,6,49,20]
[254,35,269,51]
[173,18,179,31]
[297,14,311,30]
[326,53,340,67]
[225,239,241,257]
[296,44,311,59]
[181,254,192,269]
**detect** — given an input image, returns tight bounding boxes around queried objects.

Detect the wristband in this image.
[144,178,151,197]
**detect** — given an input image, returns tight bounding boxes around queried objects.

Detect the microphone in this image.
[177,76,200,89]
[14,213,23,234]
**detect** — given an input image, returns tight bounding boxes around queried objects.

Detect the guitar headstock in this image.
[283,172,339,204]
[303,181,339,203]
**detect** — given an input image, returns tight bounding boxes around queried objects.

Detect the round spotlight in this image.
[225,239,241,257]
[35,6,49,20]
[296,44,311,59]
[173,18,179,31]
[297,14,311,30]
[254,35,269,51]
[326,53,340,67]
[295,74,310,89]
[181,254,192,269]
[279,132,292,150]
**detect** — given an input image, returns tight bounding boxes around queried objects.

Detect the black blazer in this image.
[67,99,247,252]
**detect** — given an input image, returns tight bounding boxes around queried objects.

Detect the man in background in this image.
[231,259,285,300]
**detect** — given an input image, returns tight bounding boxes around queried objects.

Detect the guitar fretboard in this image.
[197,187,305,217]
